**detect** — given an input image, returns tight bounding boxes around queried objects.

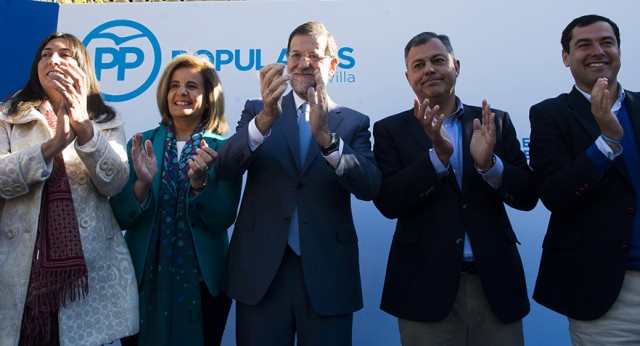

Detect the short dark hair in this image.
[287,21,338,58]
[404,32,455,67]
[561,15,620,53]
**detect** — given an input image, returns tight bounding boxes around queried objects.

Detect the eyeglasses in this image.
[287,52,332,63]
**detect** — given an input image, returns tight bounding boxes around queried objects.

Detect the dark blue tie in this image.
[288,103,309,255]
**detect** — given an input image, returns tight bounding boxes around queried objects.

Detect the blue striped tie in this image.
[288,103,309,255]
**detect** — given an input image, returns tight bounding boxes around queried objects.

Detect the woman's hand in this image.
[49,60,94,145]
[131,133,157,203]
[188,140,217,191]
[41,103,76,162]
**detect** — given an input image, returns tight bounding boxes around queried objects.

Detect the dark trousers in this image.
[236,247,353,346]
[121,281,231,346]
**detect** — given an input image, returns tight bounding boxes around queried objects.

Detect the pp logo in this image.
[83,20,161,102]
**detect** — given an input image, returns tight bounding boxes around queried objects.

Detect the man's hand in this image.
[591,78,623,150]
[307,70,332,147]
[414,98,453,166]
[256,63,290,134]
[470,100,496,171]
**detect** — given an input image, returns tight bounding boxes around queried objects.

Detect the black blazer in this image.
[373,104,537,324]
[530,87,640,320]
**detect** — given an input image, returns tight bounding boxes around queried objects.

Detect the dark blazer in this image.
[110,125,242,296]
[530,87,640,320]
[373,104,537,324]
[214,91,381,316]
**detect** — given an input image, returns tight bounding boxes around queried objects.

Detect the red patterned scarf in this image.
[19,101,89,346]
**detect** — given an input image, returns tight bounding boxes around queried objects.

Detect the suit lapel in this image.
[567,87,601,141]
[402,110,460,193]
[618,90,640,184]
[151,126,167,198]
[300,99,343,174]
[624,91,640,148]
[403,111,431,151]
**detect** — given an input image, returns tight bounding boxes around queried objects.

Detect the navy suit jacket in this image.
[373,104,537,324]
[530,87,640,320]
[214,91,381,316]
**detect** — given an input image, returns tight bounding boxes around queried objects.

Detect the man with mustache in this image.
[215,22,380,345]
[372,32,537,345]
[530,14,640,344]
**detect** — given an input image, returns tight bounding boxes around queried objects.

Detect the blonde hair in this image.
[156,54,228,135]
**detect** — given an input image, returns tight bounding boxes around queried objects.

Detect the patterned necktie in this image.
[288,103,309,255]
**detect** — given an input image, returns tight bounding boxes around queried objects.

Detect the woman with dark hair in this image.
[110,54,241,346]
[0,32,138,346]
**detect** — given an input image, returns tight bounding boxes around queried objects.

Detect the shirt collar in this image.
[444,96,464,121]
[576,83,626,113]
[292,91,306,110]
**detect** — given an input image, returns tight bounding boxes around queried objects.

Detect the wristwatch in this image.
[319,133,340,156]
[476,154,496,174]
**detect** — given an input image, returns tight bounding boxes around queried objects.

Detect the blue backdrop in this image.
[1,0,58,100]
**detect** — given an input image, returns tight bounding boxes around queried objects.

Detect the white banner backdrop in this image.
[58,1,640,344]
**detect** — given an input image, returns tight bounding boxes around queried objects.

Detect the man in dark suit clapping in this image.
[215,21,381,346]
[373,32,537,345]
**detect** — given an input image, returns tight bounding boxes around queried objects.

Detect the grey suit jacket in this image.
[214,91,381,316]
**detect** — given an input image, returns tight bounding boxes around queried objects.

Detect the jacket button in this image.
[620,244,630,251]
[6,229,16,239]
[627,208,635,215]
[80,218,91,228]
[456,238,464,245]
[461,203,468,209]
[3,188,12,196]
[77,175,88,185]
[100,160,108,170]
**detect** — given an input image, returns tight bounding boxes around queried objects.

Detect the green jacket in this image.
[110,125,241,296]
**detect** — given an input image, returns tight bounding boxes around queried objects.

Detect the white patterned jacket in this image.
[0,105,138,346]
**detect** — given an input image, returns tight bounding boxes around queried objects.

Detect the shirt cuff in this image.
[595,135,623,160]
[588,139,619,177]
[248,117,269,151]
[323,139,343,168]
[477,155,503,189]
[429,148,450,178]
